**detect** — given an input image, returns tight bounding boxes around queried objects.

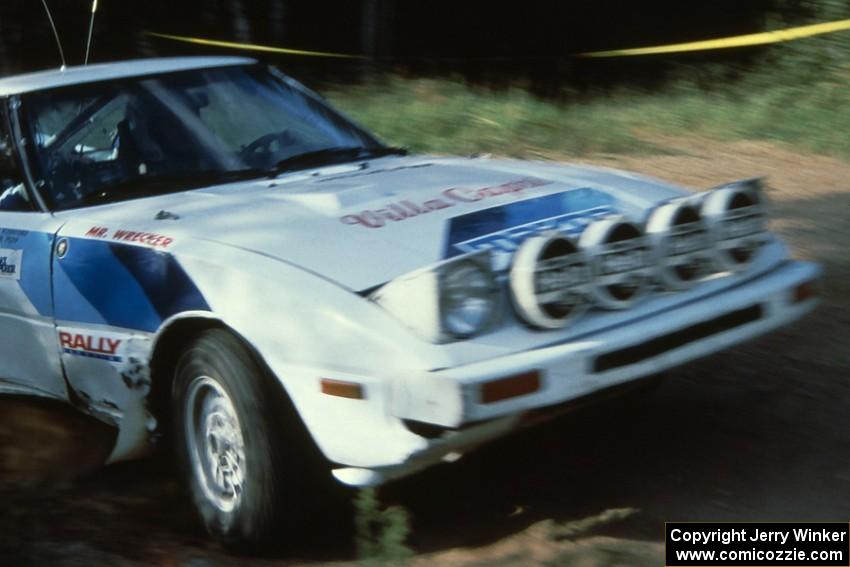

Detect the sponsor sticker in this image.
[85,226,174,249]
[444,188,618,261]
[339,177,551,229]
[58,328,124,363]
[0,228,28,245]
[0,249,22,280]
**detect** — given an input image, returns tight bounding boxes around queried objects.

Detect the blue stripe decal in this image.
[109,243,209,322]
[54,239,209,332]
[443,188,618,258]
[52,260,108,325]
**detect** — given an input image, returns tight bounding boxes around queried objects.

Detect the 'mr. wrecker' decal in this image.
[444,187,618,259]
[85,226,174,249]
[339,177,550,229]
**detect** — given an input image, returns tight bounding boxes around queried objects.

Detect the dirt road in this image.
[1,139,847,566]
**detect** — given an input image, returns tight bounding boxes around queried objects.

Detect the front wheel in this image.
[172,329,316,547]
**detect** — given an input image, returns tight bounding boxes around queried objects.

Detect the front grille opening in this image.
[593,304,763,373]
[401,418,493,439]
[402,419,452,439]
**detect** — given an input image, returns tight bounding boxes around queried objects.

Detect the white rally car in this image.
[0,57,819,544]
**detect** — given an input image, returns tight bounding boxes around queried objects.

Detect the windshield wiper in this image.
[360,146,408,158]
[76,168,266,207]
[267,146,408,177]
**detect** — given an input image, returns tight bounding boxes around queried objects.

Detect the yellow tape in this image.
[581,18,850,57]
[152,17,850,62]
[147,32,364,59]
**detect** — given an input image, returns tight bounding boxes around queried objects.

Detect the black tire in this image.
[171,329,322,548]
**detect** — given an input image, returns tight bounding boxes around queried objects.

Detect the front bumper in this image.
[332,259,820,487]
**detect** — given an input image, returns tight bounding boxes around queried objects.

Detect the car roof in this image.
[0,56,257,97]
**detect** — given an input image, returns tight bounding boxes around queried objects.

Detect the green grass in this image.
[327,2,850,160]
[354,488,413,566]
[327,71,850,159]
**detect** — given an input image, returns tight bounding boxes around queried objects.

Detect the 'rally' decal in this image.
[443,188,617,259]
[58,328,124,363]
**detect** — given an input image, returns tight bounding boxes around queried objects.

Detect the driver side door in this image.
[0,101,67,399]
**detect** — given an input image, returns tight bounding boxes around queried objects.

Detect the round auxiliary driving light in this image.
[510,233,591,329]
[579,217,653,309]
[645,200,714,290]
[701,184,768,272]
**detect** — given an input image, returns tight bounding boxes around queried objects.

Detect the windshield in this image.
[21,65,382,210]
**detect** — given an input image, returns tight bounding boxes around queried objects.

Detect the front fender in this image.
[171,240,447,467]
[177,240,444,373]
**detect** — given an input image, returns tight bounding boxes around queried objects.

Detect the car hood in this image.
[63,156,689,291]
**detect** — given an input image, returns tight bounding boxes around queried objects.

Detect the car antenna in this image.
[39,0,67,70]
[84,0,99,65]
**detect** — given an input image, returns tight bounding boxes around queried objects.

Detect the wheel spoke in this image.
[184,376,248,513]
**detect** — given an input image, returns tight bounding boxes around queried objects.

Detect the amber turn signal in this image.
[480,370,541,404]
[793,279,819,304]
[320,378,365,399]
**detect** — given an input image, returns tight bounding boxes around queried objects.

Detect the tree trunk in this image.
[269,0,287,41]
[229,0,252,44]
[362,0,394,74]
